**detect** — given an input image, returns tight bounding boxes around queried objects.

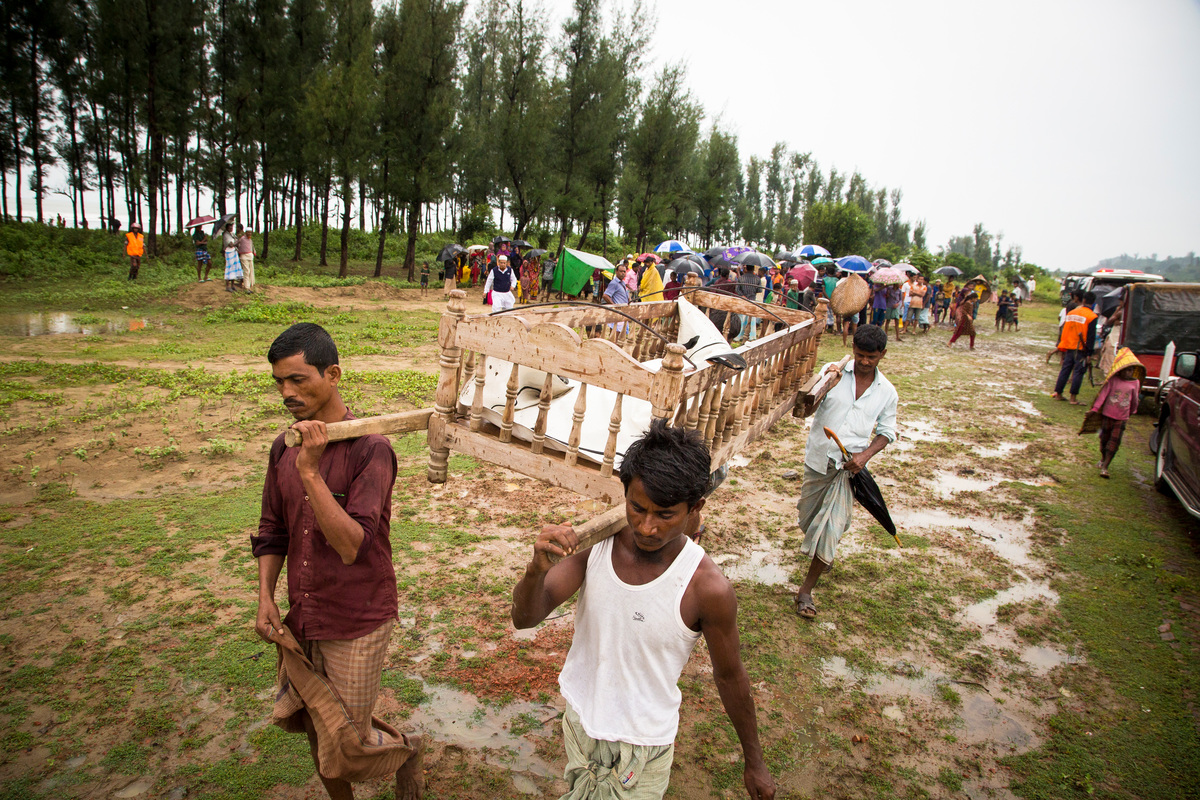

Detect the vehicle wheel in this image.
[1155,425,1173,496]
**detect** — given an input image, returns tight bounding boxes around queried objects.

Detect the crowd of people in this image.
[465,246,1029,358]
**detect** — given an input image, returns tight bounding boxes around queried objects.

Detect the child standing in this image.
[420,261,430,297]
[1090,348,1144,478]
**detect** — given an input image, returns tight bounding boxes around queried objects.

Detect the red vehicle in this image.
[1153,351,1200,521]
[1106,283,1200,394]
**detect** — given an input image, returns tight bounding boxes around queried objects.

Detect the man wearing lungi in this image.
[512,420,776,800]
[794,324,897,619]
[252,323,423,800]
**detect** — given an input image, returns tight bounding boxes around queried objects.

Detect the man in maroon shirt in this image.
[252,323,423,800]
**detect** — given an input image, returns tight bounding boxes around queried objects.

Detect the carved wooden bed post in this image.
[428,290,467,483]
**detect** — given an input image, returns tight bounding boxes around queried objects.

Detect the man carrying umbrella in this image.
[793,324,897,619]
[191,224,213,282]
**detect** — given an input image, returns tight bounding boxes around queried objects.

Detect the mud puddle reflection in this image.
[818,656,1042,751]
[0,312,152,336]
[407,679,561,778]
[893,509,1038,569]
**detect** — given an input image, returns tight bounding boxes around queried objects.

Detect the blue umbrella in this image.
[836,255,872,273]
[654,239,690,255]
[796,244,831,258]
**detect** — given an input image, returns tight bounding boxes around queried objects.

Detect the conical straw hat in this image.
[1105,347,1146,383]
[830,272,870,316]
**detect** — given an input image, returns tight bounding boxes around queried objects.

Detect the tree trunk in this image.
[293,171,303,261]
[319,172,330,267]
[339,172,351,278]
[404,199,420,280]
[374,157,389,278]
[576,216,592,251]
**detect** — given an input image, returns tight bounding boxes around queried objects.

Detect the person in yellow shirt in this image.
[125,223,144,280]
[638,261,665,302]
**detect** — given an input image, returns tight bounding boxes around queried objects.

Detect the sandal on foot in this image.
[1050,392,1064,401]
[1100,468,1110,479]
[795,593,817,619]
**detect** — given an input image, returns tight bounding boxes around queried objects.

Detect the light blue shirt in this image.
[604,276,630,305]
[805,360,898,475]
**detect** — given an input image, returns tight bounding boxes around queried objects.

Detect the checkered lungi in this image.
[195,247,211,263]
[272,620,415,781]
[224,248,242,280]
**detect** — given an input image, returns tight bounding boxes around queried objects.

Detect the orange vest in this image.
[125,232,144,257]
[1057,305,1096,351]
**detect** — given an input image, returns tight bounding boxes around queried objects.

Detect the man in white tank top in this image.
[511,420,776,800]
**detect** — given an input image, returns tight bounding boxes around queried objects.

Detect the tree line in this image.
[2,0,1027,280]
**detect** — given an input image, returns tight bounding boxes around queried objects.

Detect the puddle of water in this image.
[728,454,751,468]
[893,509,1037,568]
[575,498,608,513]
[931,470,1003,497]
[818,656,1041,750]
[973,442,1029,458]
[901,419,944,442]
[722,547,795,586]
[958,581,1058,630]
[0,312,152,336]
[1012,400,1040,416]
[407,679,560,777]
[1019,645,1078,674]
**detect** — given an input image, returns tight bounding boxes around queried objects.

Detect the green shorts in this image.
[885,308,902,321]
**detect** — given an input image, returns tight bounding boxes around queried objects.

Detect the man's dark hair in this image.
[619,419,711,509]
[267,323,339,375]
[1083,291,1096,305]
[718,267,730,278]
[1071,290,1084,303]
[853,324,888,353]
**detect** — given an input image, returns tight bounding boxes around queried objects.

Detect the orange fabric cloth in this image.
[1057,306,1097,351]
[125,232,144,257]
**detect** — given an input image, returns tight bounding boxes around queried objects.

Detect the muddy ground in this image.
[0,283,1197,800]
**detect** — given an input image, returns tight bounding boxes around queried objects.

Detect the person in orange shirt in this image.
[125,223,144,280]
[1051,291,1098,404]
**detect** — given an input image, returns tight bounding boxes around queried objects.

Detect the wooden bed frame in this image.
[426,290,831,506]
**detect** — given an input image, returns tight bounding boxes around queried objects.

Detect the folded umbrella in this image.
[823,427,900,547]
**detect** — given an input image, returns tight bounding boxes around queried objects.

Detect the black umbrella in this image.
[824,427,900,547]
[934,265,963,277]
[666,255,705,278]
[492,235,511,245]
[437,242,466,263]
[511,239,532,249]
[735,251,776,270]
[211,212,236,237]
[527,248,547,258]
[703,246,725,262]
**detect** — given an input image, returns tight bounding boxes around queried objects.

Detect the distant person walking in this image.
[484,254,517,311]
[1051,292,1098,404]
[125,223,144,280]
[946,288,976,350]
[237,228,256,293]
[1089,348,1145,479]
[193,226,213,282]
[222,222,242,293]
[420,261,430,297]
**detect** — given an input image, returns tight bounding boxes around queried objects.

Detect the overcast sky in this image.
[593,0,1200,270]
[23,0,1199,272]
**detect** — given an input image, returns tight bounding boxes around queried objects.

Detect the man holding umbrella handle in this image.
[793,324,897,619]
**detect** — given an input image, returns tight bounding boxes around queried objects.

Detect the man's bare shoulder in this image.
[688,552,738,614]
